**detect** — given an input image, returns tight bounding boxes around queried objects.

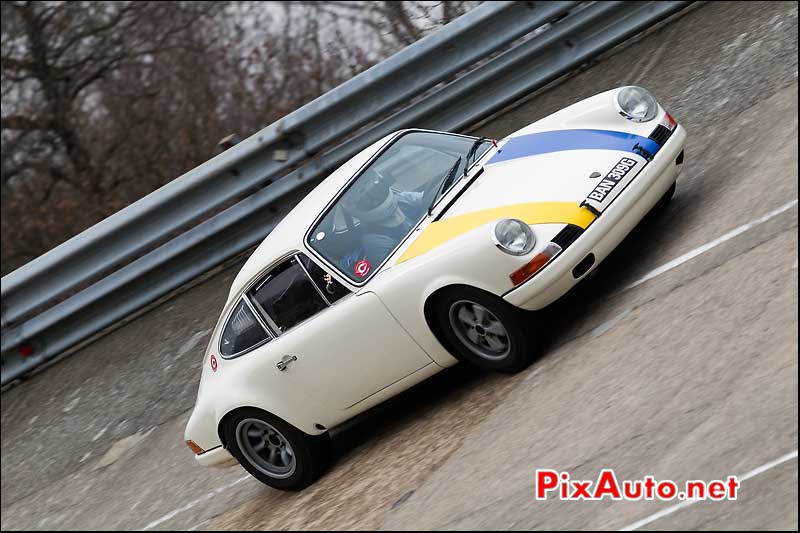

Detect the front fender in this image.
[369,223,561,367]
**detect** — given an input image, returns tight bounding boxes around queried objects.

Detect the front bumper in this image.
[504,124,686,310]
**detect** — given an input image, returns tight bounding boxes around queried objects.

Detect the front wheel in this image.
[223,408,330,491]
[430,286,538,374]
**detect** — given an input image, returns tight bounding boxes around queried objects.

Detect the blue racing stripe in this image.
[488,129,661,165]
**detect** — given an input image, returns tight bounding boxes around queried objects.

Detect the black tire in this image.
[429,285,538,374]
[223,408,330,491]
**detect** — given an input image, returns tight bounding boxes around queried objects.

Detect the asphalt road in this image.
[1,1,797,530]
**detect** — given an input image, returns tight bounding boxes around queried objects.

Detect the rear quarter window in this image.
[219,300,270,357]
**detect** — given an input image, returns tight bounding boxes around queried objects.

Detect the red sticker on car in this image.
[210,354,218,372]
[354,259,371,278]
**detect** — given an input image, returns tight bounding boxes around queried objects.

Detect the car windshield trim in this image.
[428,138,492,215]
[304,130,492,287]
[427,156,462,216]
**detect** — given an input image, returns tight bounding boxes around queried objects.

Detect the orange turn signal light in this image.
[185,440,204,455]
[509,243,562,286]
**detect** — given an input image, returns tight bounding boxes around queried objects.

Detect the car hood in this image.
[442,130,652,220]
[390,127,657,267]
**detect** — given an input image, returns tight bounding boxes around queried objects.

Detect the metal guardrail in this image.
[0,0,691,386]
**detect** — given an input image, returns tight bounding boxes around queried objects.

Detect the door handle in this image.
[276,355,297,371]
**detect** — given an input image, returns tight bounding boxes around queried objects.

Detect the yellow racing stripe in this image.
[397,202,597,264]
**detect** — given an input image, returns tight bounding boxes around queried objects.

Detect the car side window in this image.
[298,253,351,304]
[220,299,270,357]
[249,256,328,333]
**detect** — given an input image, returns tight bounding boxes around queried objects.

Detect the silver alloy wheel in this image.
[448,300,511,360]
[235,418,296,479]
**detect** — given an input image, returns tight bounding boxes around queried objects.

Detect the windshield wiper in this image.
[428,156,462,216]
[465,137,488,169]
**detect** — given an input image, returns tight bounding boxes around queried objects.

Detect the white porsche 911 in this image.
[184,86,686,490]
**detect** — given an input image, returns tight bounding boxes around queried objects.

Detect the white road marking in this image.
[92,423,110,442]
[141,474,251,531]
[62,396,81,413]
[623,200,798,291]
[591,309,632,338]
[619,449,798,531]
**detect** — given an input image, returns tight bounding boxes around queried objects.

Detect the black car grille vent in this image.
[649,124,673,146]
[551,224,584,250]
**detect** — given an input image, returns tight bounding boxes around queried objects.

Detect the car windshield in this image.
[308,131,491,282]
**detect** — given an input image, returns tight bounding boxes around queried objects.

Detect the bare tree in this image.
[306,1,479,50]
[2,1,222,207]
[1,1,222,271]
[1,1,479,275]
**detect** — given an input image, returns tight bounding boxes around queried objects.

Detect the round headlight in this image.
[615,86,658,122]
[493,219,535,255]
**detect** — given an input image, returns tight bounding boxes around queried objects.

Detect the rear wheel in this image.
[223,408,330,491]
[430,286,538,374]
